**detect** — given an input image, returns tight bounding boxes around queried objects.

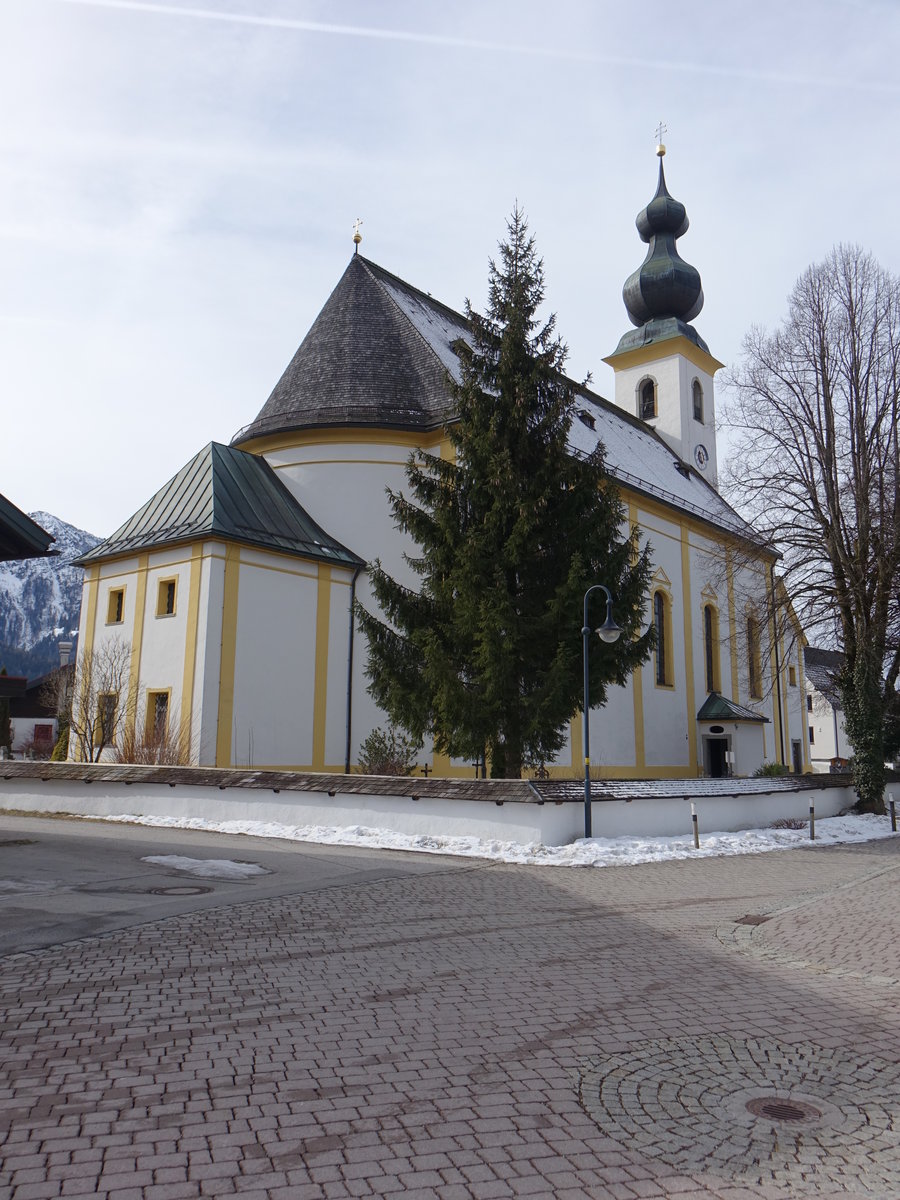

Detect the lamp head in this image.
[596,594,623,643]
[596,618,622,644]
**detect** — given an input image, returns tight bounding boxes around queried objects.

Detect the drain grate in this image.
[147,885,214,896]
[746,1096,821,1123]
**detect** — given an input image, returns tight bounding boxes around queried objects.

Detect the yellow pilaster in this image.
[80,565,100,663]
[179,543,203,758]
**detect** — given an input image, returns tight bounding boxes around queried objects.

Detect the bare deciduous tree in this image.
[724,245,900,812]
[43,639,133,762]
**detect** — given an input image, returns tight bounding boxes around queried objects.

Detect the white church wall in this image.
[229,552,320,769]
[136,549,194,732]
[266,435,445,582]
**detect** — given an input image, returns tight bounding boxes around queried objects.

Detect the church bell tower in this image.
[603,140,722,487]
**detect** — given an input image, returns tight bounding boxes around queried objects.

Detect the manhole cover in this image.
[746,1096,821,1122]
[147,885,214,896]
[579,1035,900,1189]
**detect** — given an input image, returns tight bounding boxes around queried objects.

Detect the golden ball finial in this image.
[656,142,666,157]
[352,217,363,250]
[655,121,667,157]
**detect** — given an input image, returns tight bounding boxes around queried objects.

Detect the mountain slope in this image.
[0,512,100,678]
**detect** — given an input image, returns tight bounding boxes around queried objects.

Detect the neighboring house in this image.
[0,494,54,563]
[9,667,70,757]
[804,646,852,772]
[74,152,811,778]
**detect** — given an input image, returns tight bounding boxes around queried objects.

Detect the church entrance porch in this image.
[703,733,731,778]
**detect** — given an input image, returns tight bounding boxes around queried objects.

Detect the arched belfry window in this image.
[639,378,657,421]
[692,379,704,423]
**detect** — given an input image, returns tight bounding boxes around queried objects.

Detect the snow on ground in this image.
[104,813,898,868]
[140,855,270,879]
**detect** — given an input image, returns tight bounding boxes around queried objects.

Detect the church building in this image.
[75,150,812,779]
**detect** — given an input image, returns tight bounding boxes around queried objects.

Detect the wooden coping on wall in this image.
[0,761,866,803]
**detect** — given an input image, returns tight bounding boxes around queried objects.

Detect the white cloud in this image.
[2,0,900,532]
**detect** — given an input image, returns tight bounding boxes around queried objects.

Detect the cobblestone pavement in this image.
[2,831,900,1199]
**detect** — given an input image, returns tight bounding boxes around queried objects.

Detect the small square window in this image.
[156,579,176,617]
[107,588,124,624]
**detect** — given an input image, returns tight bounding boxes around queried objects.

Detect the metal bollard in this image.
[890,797,897,834]
[809,803,815,840]
[691,802,700,849]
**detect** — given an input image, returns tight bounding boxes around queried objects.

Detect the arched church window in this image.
[692,379,704,423]
[704,603,720,693]
[653,590,672,686]
[747,615,762,700]
[639,378,657,420]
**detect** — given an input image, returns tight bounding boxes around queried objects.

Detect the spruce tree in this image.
[357,209,652,778]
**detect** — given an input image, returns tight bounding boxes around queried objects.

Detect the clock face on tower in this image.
[694,443,709,470]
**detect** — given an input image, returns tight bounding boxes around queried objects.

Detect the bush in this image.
[753,761,791,777]
[357,726,421,776]
[50,724,69,761]
[112,719,191,766]
[770,817,807,829]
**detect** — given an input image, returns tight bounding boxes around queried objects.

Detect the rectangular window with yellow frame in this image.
[156,578,176,617]
[106,588,125,625]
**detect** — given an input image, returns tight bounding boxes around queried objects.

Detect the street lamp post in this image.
[582,584,622,839]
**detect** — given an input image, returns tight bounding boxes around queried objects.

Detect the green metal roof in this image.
[696,692,769,723]
[79,442,363,568]
[0,494,54,562]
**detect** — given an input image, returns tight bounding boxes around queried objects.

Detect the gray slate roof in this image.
[696,691,768,723]
[0,494,54,562]
[232,254,763,547]
[233,255,465,444]
[804,646,844,709]
[80,442,362,568]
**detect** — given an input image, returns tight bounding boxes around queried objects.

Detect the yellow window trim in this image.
[156,577,177,617]
[106,586,125,625]
[145,688,172,733]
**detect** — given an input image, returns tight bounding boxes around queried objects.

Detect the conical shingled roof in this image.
[232,255,470,446]
[79,442,362,567]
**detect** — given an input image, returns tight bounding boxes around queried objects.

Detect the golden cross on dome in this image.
[352,217,363,252]
[655,121,667,156]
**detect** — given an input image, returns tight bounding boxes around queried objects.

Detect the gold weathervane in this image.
[655,121,667,157]
[353,217,363,252]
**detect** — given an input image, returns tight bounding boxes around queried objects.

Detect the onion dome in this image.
[614,151,708,355]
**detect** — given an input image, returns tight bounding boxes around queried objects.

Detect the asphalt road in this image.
[0,813,464,956]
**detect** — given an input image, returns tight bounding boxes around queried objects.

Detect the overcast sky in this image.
[2,0,898,536]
